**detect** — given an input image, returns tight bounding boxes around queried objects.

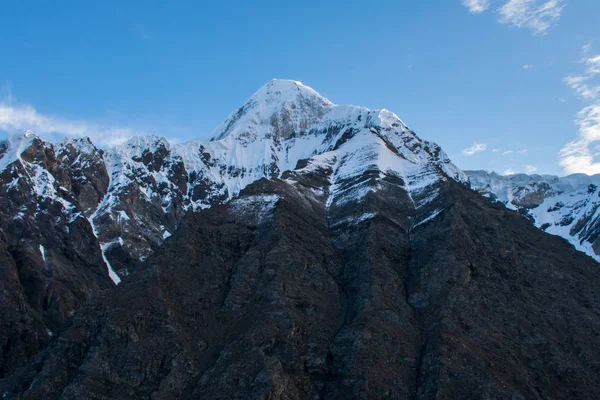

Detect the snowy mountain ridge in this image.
[0,79,467,282]
[467,170,600,261]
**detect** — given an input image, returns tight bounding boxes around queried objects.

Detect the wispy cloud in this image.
[564,51,600,99]
[503,168,516,175]
[525,164,538,173]
[564,75,600,100]
[462,0,491,13]
[560,46,600,175]
[502,150,514,155]
[0,101,141,147]
[523,64,535,70]
[498,0,566,35]
[560,104,600,175]
[517,149,528,153]
[462,0,566,35]
[463,143,487,155]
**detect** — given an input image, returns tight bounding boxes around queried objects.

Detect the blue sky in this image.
[1,0,599,176]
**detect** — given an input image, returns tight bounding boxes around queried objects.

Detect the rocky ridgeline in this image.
[0,80,464,378]
[1,81,599,398]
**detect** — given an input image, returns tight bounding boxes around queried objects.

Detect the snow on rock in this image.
[39,244,46,262]
[2,80,471,280]
[412,208,444,230]
[468,170,600,261]
[0,133,36,173]
[230,194,280,225]
[211,79,333,143]
[93,79,466,225]
[100,242,122,285]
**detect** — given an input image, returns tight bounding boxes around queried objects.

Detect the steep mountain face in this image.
[467,170,600,261]
[2,80,600,398]
[0,134,114,377]
[2,145,599,399]
[0,79,467,378]
[1,80,465,280]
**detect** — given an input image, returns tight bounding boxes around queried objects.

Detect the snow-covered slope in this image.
[173,79,466,209]
[467,170,600,261]
[0,79,468,279]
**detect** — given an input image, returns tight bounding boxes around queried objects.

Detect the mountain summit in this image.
[1,81,600,399]
[211,79,334,142]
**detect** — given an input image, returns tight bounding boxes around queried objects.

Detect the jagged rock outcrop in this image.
[0,134,114,378]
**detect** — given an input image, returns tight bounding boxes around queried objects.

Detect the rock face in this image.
[1,80,600,398]
[0,134,114,378]
[2,145,599,399]
[0,80,466,379]
[467,170,600,261]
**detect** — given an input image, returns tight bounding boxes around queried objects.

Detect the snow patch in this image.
[39,244,46,262]
[87,209,121,285]
[99,242,122,284]
[412,209,443,229]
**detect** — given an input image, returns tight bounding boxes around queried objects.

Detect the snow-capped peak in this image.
[0,132,37,172]
[248,79,333,106]
[114,134,172,158]
[210,79,334,143]
[56,136,99,155]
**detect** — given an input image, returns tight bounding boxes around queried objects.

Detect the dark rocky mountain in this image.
[0,134,114,378]
[1,80,599,399]
[2,150,600,399]
[0,80,463,377]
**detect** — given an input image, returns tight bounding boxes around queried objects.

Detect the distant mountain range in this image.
[468,170,600,261]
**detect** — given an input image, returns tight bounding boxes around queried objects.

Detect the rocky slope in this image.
[467,170,600,261]
[1,80,600,398]
[0,80,466,378]
[0,134,115,377]
[2,141,599,399]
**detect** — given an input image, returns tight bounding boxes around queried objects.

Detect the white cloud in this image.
[564,76,600,100]
[462,0,491,13]
[585,55,600,75]
[560,47,600,175]
[461,0,565,35]
[502,150,514,155]
[503,168,516,175]
[0,101,141,147]
[559,104,600,175]
[525,164,538,173]
[517,149,528,153]
[564,48,600,99]
[492,148,502,152]
[463,143,487,155]
[523,64,535,70]
[498,0,566,35]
